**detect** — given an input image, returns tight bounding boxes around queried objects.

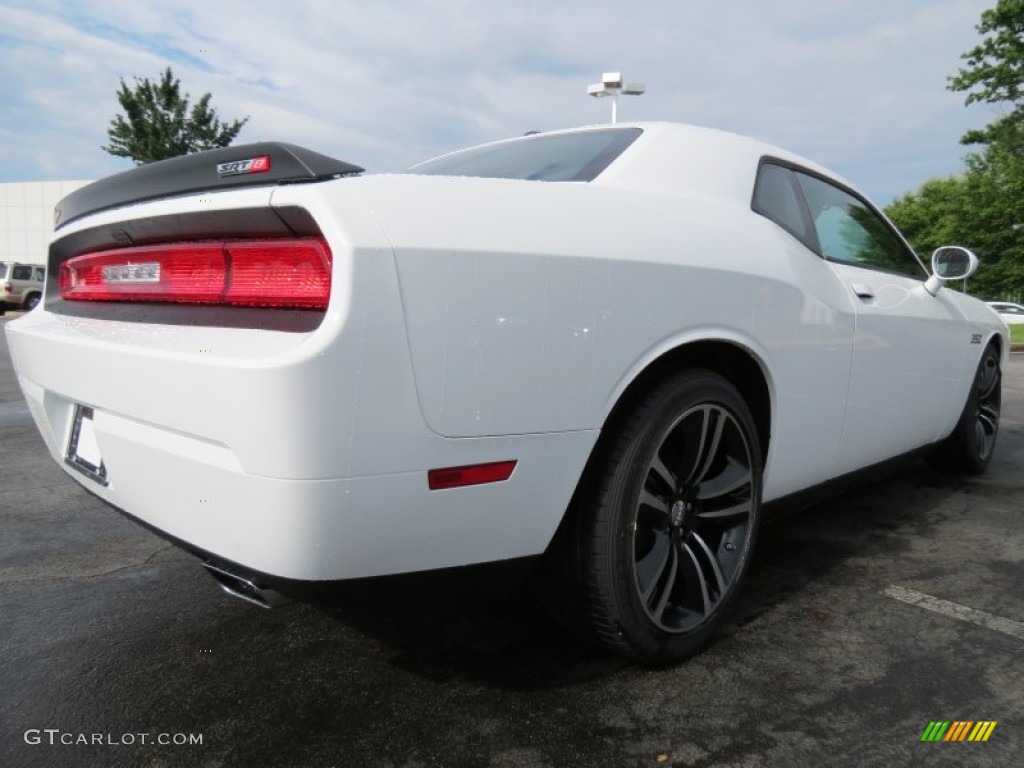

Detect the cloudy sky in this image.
[0,0,1001,202]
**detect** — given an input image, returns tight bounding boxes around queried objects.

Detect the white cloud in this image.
[0,0,996,200]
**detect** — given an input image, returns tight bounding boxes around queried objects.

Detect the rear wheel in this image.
[552,370,762,663]
[927,345,1001,474]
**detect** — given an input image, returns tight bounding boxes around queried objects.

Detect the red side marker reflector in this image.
[428,460,517,490]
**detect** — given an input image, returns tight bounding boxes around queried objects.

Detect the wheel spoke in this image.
[680,541,710,617]
[696,456,750,501]
[649,454,676,492]
[636,531,672,603]
[978,403,999,435]
[979,363,999,399]
[639,488,669,517]
[651,545,679,623]
[690,532,727,595]
[974,422,989,456]
[683,407,724,487]
[694,499,750,522]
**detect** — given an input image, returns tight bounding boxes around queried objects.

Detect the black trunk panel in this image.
[55,142,362,229]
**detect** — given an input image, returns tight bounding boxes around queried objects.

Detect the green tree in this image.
[886,145,1024,298]
[948,0,1024,146]
[886,176,971,257]
[886,0,1024,300]
[102,67,249,165]
[962,140,1024,296]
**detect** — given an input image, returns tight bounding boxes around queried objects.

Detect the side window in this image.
[12,265,32,280]
[751,163,816,251]
[794,172,926,279]
[34,268,45,281]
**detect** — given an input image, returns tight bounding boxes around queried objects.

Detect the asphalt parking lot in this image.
[1,313,1021,768]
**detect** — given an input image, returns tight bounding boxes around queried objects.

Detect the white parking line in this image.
[882,586,1024,641]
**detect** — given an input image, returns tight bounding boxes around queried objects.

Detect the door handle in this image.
[852,283,874,299]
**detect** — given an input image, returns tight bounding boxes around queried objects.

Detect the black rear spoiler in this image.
[55,143,364,230]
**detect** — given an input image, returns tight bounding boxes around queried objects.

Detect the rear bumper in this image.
[7,301,596,580]
[12,361,596,581]
[23,369,591,578]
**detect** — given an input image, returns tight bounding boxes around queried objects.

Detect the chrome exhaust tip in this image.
[202,562,290,609]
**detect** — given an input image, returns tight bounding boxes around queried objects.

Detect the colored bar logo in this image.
[920,721,997,742]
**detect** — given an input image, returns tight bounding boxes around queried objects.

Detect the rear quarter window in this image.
[751,163,817,252]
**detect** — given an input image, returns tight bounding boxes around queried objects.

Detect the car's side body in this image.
[4,123,1007,594]
[1,261,45,311]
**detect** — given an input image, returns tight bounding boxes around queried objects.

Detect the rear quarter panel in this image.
[357,175,859,501]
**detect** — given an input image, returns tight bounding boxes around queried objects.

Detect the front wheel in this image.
[23,293,41,311]
[559,370,763,664]
[927,344,1001,474]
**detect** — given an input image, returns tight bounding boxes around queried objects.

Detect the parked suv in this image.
[0,262,45,313]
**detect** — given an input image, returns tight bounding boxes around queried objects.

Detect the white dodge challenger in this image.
[6,123,1007,662]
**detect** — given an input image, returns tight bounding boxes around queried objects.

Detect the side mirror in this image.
[924,246,979,296]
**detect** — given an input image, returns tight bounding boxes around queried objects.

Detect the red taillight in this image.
[59,238,332,309]
[427,460,518,490]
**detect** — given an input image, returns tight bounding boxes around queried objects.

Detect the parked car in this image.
[5,123,1007,662]
[986,301,1024,325]
[0,261,45,312]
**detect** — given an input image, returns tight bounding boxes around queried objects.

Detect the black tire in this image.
[24,293,41,311]
[547,369,763,664]
[927,344,1001,474]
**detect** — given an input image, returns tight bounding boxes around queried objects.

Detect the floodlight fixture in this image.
[587,72,646,123]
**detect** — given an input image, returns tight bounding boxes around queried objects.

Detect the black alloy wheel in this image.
[555,369,763,663]
[928,344,1001,474]
[631,402,756,635]
[973,349,1001,464]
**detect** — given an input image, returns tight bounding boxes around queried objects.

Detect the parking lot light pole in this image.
[587,72,646,123]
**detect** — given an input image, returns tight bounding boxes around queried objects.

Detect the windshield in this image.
[409,127,642,182]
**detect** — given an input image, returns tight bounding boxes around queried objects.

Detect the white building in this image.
[1,180,92,265]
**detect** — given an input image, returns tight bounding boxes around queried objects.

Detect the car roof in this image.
[423,122,863,206]
[602,122,862,201]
